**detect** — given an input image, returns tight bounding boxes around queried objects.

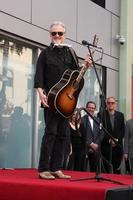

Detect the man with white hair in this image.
[34,21,92,179]
[101,97,125,174]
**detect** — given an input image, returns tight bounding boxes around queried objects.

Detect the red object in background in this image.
[132,76,133,118]
[0,169,133,200]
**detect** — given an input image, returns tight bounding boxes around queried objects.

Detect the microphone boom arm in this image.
[82,40,102,49]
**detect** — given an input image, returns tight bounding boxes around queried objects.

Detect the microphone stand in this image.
[71,108,124,185]
[71,43,124,185]
[86,42,115,173]
[84,42,114,173]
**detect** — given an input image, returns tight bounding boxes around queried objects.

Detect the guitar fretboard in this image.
[75,35,98,85]
[76,64,88,83]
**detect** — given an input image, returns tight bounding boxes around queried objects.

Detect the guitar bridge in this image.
[67,93,73,100]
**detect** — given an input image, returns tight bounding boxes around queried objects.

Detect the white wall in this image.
[0,0,31,21]
[0,0,121,98]
[106,0,120,16]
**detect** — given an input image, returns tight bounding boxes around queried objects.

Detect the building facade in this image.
[0,0,132,168]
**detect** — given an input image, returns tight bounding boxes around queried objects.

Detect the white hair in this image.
[49,21,66,32]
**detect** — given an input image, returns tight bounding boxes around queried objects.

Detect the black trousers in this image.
[38,108,69,172]
[102,144,123,173]
[67,145,86,171]
[86,150,100,172]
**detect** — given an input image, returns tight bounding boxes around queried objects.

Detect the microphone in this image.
[82,40,101,49]
[53,42,72,48]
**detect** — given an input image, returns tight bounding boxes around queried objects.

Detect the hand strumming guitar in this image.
[84,34,98,68]
[84,54,92,68]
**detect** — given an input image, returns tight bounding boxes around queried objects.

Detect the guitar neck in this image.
[76,64,88,83]
[76,35,98,84]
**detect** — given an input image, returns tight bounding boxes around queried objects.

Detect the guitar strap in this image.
[69,47,79,69]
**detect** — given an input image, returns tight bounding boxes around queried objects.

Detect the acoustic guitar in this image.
[47,35,98,118]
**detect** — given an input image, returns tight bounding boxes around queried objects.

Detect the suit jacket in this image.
[101,110,125,154]
[124,119,133,157]
[81,114,103,153]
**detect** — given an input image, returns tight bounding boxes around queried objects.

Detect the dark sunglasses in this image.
[51,32,64,36]
[107,102,115,105]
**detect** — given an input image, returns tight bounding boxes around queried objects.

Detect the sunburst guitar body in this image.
[47,69,84,118]
[47,35,98,118]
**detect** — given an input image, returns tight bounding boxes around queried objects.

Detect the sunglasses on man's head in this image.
[51,32,64,36]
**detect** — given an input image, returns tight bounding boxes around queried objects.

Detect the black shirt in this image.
[34,44,79,94]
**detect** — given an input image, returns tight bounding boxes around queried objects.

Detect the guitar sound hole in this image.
[72,80,79,90]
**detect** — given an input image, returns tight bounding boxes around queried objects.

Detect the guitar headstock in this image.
[93,34,99,46]
[91,34,99,55]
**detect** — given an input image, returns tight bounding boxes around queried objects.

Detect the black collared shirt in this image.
[34,44,79,93]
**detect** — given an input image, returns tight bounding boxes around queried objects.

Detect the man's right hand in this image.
[37,88,49,107]
[89,142,98,151]
[123,153,128,160]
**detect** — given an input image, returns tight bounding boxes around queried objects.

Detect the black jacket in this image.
[34,44,79,93]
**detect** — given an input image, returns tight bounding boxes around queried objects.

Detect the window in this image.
[90,0,105,8]
[78,59,105,114]
[0,32,105,168]
[0,33,40,168]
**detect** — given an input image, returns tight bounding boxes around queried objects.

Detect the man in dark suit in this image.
[123,118,133,174]
[81,101,102,172]
[101,97,125,174]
